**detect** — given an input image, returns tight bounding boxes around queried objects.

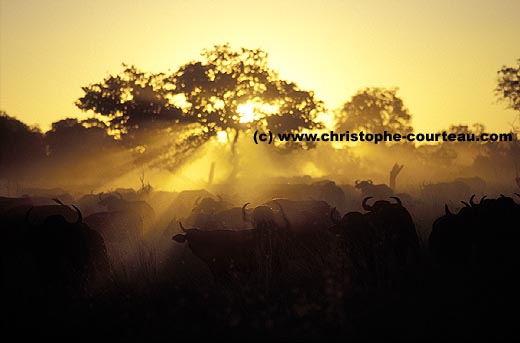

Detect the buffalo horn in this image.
[362,197,373,211]
[390,196,402,207]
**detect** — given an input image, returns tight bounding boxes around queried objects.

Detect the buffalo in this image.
[98,192,155,232]
[429,194,520,277]
[330,197,420,291]
[2,204,110,304]
[354,180,394,199]
[172,204,288,290]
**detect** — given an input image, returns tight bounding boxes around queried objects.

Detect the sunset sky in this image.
[1,0,519,133]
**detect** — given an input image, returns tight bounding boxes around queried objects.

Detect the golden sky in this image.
[1,0,519,133]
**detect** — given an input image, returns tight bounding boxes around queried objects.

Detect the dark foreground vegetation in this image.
[2,180,520,341]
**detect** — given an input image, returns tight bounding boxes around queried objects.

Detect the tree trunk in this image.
[228,129,240,181]
[208,161,216,185]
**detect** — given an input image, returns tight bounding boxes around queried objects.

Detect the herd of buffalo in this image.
[1,176,519,340]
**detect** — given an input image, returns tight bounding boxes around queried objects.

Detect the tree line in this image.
[1,46,518,183]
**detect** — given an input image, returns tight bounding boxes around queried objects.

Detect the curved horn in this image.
[242,202,250,222]
[469,194,476,207]
[368,180,373,184]
[500,194,505,198]
[115,192,123,200]
[72,204,82,224]
[479,195,487,204]
[194,197,201,207]
[390,196,402,207]
[53,198,65,206]
[274,201,290,230]
[98,192,106,201]
[178,221,187,233]
[362,197,373,211]
[355,180,360,185]
[444,204,452,215]
[515,193,520,198]
[461,201,471,207]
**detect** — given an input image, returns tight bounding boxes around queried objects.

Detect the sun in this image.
[236,100,280,123]
[217,130,228,143]
[237,101,255,123]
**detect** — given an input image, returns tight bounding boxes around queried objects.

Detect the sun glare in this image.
[237,101,255,123]
[217,130,228,143]
[236,100,280,123]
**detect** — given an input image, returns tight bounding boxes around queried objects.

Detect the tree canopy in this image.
[0,112,46,179]
[335,87,413,137]
[76,44,325,172]
[76,64,190,139]
[496,59,520,113]
[45,118,118,159]
[170,45,324,146]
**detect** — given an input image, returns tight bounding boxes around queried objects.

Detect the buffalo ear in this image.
[172,234,187,243]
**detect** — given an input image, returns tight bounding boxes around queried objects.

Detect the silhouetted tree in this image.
[168,44,325,177]
[76,64,190,139]
[0,112,46,182]
[76,64,208,171]
[41,117,138,188]
[496,59,520,113]
[45,118,118,159]
[496,59,520,134]
[335,88,413,138]
[76,45,325,174]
